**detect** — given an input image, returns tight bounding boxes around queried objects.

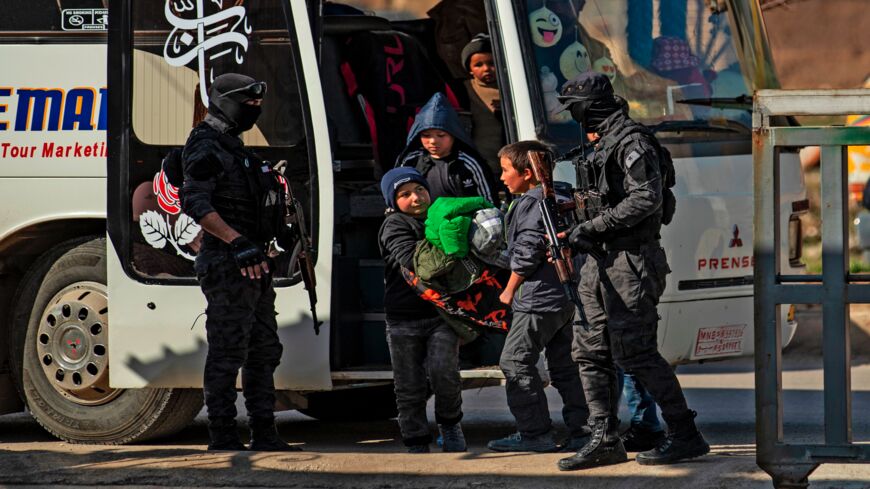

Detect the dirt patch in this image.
[786,304,870,362]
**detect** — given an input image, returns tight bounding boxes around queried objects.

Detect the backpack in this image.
[161,148,184,188]
[653,140,677,225]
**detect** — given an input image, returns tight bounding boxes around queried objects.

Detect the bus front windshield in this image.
[521,0,752,152]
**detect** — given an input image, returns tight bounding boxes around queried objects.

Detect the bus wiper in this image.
[650,119,749,134]
[675,94,753,112]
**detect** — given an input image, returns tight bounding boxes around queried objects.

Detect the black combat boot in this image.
[636,410,710,465]
[207,416,246,451]
[557,417,627,471]
[248,416,302,452]
[620,424,666,452]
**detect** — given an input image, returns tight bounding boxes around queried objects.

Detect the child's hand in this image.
[499,289,514,305]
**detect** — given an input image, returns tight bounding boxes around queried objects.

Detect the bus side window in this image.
[125,0,314,282]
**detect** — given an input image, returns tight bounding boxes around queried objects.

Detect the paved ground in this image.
[3,307,870,488]
[3,357,870,488]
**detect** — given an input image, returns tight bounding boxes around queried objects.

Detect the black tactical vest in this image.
[574,116,676,241]
[184,124,286,246]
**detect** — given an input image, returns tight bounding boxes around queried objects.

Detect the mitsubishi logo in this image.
[729,224,743,248]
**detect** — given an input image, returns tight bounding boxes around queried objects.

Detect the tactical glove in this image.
[231,236,266,268]
[568,224,598,254]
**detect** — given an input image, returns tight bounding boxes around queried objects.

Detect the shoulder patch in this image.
[625,149,643,169]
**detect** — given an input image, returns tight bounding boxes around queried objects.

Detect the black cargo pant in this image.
[196,250,283,420]
[573,243,691,427]
[386,317,463,446]
[500,306,590,438]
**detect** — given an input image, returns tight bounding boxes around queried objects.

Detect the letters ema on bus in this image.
[0,87,108,132]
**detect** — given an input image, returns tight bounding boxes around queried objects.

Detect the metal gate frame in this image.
[754,89,870,488]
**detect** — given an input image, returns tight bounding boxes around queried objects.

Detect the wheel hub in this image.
[36,282,119,405]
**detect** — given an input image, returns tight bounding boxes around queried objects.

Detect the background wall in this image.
[762,0,868,89]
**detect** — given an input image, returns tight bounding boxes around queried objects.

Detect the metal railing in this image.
[754,89,870,488]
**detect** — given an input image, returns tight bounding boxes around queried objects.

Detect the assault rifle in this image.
[273,160,322,335]
[569,144,607,225]
[527,150,589,326]
[561,144,606,259]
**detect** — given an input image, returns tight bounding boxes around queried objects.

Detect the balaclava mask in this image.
[208,73,265,135]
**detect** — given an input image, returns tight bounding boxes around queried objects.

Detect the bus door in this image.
[107,0,333,391]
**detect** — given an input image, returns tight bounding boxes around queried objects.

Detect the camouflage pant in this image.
[196,250,282,420]
[386,317,462,446]
[573,244,691,425]
[501,307,589,438]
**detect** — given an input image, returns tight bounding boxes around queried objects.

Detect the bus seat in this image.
[321,16,390,171]
[338,28,461,174]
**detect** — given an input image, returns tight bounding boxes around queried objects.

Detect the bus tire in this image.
[10,237,203,444]
[300,383,397,422]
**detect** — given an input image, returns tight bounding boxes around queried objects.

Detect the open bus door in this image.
[97,0,333,441]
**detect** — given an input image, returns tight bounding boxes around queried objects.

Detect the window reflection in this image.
[523,0,751,152]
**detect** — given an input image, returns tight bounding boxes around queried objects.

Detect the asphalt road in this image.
[2,354,870,489]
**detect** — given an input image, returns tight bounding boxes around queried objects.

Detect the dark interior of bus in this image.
[315,0,509,372]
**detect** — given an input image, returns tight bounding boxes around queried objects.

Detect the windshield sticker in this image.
[62,9,108,31]
[529,6,562,48]
[559,41,591,81]
[540,66,571,124]
[163,0,253,108]
[592,56,616,83]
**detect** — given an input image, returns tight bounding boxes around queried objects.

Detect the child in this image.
[487,140,590,453]
[396,92,499,207]
[378,167,466,454]
[461,33,505,176]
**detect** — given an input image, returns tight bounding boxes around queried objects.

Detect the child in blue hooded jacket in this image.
[396,92,500,207]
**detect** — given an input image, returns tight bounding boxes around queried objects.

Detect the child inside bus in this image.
[378,167,466,454]
[487,140,590,453]
[461,33,505,177]
[396,92,500,207]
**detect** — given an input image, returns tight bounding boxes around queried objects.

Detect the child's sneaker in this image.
[487,431,557,452]
[407,444,430,454]
[438,423,467,452]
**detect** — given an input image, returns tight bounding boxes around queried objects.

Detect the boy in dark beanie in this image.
[461,33,505,176]
[378,167,466,453]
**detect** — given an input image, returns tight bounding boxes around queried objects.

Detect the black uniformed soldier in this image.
[181,73,298,452]
[554,72,709,470]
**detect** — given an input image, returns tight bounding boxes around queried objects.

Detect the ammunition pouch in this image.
[573,189,606,224]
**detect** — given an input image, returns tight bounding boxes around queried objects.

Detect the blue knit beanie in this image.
[380,167,430,209]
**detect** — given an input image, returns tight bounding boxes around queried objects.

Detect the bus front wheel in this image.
[10,237,203,444]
